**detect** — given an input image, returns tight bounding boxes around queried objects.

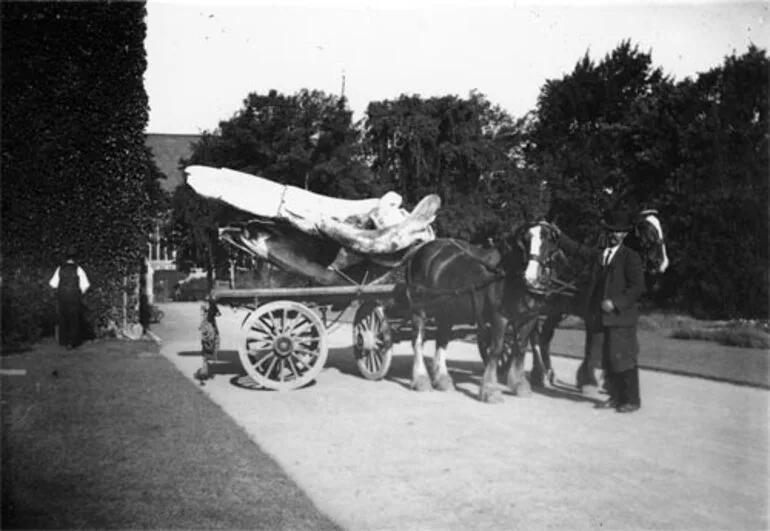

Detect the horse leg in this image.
[506,326,532,397]
[478,315,505,404]
[577,364,604,396]
[432,320,455,391]
[497,326,515,381]
[536,314,561,387]
[410,309,432,392]
[476,322,490,365]
[576,323,604,395]
[522,318,547,388]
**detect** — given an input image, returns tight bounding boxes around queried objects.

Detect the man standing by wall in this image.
[49,246,90,349]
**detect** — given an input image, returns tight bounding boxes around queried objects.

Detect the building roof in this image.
[146,133,201,193]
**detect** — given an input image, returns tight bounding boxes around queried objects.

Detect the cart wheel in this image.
[353,302,393,380]
[238,300,328,391]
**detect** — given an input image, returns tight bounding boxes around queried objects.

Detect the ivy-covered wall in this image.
[1,2,166,346]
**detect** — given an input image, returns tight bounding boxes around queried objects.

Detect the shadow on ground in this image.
[174,344,599,403]
[324,347,597,404]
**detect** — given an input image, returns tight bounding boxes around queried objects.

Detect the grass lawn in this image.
[548,328,769,388]
[1,339,342,530]
[558,313,770,349]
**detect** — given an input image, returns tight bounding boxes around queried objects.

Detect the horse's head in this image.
[509,222,562,293]
[627,210,669,276]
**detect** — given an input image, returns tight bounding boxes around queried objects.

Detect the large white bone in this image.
[186,165,439,255]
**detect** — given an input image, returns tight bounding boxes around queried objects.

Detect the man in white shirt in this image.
[49,246,90,349]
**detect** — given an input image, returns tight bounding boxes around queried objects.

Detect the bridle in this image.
[517,222,576,297]
[516,222,557,265]
[632,210,666,273]
[637,210,664,241]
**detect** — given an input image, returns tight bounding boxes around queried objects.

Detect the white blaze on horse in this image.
[523,225,546,287]
[637,209,669,274]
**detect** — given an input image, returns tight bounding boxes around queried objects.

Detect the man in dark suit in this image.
[555,209,646,413]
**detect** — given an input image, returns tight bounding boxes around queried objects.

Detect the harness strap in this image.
[446,239,505,275]
[406,270,505,309]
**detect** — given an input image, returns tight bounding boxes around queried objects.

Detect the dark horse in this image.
[522,210,670,392]
[402,222,562,403]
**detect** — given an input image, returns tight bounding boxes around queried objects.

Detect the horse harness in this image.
[401,238,506,316]
[401,229,570,316]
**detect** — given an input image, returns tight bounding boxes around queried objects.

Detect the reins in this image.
[537,213,664,300]
[518,223,582,299]
[402,222,598,313]
[446,238,506,275]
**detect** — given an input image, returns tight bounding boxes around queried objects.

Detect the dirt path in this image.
[155,302,769,530]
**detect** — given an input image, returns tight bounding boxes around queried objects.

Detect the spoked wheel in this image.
[352,302,393,380]
[238,301,328,391]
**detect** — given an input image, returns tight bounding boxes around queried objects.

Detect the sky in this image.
[144,1,769,134]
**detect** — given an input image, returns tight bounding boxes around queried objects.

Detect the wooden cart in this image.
[213,282,407,391]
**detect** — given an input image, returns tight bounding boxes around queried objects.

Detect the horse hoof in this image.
[479,389,504,404]
[529,373,545,388]
[533,370,555,389]
[433,374,455,392]
[575,367,587,388]
[411,375,433,392]
[512,381,532,397]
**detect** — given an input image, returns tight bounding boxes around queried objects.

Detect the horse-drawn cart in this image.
[187,165,440,391]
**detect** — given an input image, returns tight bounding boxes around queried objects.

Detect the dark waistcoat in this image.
[58,262,81,303]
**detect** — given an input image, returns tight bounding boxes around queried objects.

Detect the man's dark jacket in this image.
[58,262,82,304]
[558,235,645,327]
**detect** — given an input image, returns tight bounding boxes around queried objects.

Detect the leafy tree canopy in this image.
[527,40,673,240]
[528,41,768,318]
[362,91,547,241]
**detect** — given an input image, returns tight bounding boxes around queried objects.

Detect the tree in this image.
[183,89,372,195]
[528,40,673,241]
[362,91,545,241]
[654,46,768,317]
[527,40,768,318]
[1,1,164,343]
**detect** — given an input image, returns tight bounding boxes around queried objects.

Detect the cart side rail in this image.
[213,284,401,308]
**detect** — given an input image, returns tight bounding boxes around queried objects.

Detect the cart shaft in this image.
[213,284,400,306]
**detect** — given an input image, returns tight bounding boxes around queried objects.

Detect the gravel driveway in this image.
[155,302,769,530]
